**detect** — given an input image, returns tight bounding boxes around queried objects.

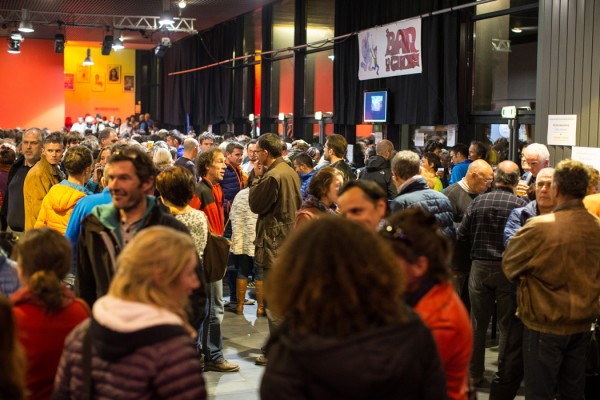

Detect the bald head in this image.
[495,160,521,188]
[464,159,494,194]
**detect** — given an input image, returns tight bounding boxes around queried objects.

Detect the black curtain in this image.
[334,0,467,126]
[162,19,240,128]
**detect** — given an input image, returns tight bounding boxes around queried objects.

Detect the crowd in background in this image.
[1,117,600,400]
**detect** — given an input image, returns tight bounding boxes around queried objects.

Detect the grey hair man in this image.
[516,143,550,197]
[390,150,455,239]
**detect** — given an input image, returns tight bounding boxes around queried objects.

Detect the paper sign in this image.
[571,146,600,172]
[547,115,577,146]
[446,125,457,147]
[414,131,425,146]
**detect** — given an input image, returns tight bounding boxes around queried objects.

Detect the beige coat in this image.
[23,158,62,230]
[503,199,600,335]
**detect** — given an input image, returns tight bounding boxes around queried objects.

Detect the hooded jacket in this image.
[261,313,447,400]
[359,155,396,199]
[52,296,206,400]
[35,180,91,234]
[75,197,206,329]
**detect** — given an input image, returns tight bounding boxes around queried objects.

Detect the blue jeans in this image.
[198,279,225,363]
[469,259,515,380]
[523,326,590,400]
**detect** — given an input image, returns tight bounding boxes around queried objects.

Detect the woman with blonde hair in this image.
[295,167,344,226]
[54,226,206,399]
[261,217,446,399]
[10,227,89,399]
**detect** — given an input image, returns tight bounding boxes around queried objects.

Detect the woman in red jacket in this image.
[10,227,90,400]
[381,208,473,400]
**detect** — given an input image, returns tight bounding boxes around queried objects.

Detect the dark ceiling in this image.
[0,0,273,48]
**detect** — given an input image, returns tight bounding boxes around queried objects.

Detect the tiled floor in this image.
[207,296,525,400]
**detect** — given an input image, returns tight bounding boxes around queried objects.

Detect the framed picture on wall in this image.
[107,64,121,83]
[76,65,90,83]
[64,73,74,90]
[92,73,105,92]
[123,75,135,92]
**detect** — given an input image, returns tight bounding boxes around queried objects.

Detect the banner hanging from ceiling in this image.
[358,17,422,81]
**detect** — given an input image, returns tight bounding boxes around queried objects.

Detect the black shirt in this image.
[6,165,30,231]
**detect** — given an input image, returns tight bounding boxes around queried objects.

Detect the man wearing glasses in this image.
[457,160,527,388]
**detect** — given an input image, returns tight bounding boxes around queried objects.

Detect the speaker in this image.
[54,34,65,53]
[101,35,113,55]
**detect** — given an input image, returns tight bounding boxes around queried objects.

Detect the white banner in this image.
[358,18,422,81]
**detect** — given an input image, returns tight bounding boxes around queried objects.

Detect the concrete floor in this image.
[205,296,526,400]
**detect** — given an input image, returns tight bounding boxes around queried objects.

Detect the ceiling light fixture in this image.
[10,31,23,41]
[83,48,94,66]
[18,9,34,33]
[112,29,125,51]
[178,0,187,9]
[159,11,175,26]
[511,26,522,33]
[8,39,21,54]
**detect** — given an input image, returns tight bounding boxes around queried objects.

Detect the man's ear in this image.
[413,256,429,279]
[141,177,155,195]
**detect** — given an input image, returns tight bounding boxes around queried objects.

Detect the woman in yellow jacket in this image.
[35,146,94,234]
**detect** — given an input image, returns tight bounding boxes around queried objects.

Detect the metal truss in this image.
[0,9,196,33]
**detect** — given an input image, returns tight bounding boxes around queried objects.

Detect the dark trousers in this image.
[469,259,515,380]
[523,326,591,400]
[489,314,524,400]
[453,270,471,312]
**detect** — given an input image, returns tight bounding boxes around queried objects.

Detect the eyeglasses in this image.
[249,150,261,154]
[478,173,494,184]
[379,222,412,244]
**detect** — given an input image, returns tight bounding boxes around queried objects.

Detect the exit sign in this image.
[501,106,517,119]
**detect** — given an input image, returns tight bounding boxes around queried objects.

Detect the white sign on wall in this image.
[547,115,577,146]
[571,146,600,172]
[358,18,422,81]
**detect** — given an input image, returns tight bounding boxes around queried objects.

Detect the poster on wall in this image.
[358,17,422,81]
[64,73,74,90]
[124,75,135,92]
[547,114,577,146]
[76,66,90,83]
[108,65,121,84]
[92,73,105,92]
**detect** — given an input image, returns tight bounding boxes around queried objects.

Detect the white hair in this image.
[524,143,550,161]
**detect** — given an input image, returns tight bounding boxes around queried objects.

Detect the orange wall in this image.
[64,45,135,122]
[0,39,64,130]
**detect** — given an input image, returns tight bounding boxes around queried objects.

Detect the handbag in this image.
[586,319,600,376]
[202,223,231,283]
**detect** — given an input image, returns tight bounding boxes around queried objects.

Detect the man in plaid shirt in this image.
[457,160,527,387]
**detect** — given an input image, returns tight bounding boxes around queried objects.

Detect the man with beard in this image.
[323,134,355,183]
[23,132,65,230]
[0,129,41,234]
[75,145,201,310]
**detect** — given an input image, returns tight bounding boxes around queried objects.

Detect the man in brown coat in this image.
[249,133,302,364]
[503,159,600,399]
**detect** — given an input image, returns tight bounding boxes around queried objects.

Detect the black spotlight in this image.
[154,37,171,58]
[101,35,113,55]
[54,34,65,53]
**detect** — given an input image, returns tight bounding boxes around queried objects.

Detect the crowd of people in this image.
[1,120,600,400]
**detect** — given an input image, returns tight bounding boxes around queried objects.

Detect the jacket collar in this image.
[554,198,585,213]
[493,185,515,194]
[398,176,428,195]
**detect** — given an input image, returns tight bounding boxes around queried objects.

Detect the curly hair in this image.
[306,167,343,200]
[554,159,590,199]
[107,145,156,183]
[381,208,452,284]
[266,217,408,338]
